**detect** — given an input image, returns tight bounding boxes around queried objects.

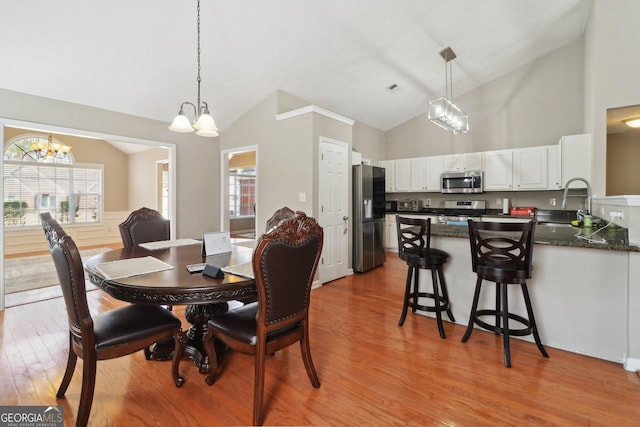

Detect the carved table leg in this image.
[183,302,229,373]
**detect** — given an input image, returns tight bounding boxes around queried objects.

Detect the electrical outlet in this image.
[610,211,623,219]
[549,198,556,206]
[425,199,431,207]
[496,198,502,205]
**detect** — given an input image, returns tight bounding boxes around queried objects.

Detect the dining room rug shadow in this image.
[4,247,111,295]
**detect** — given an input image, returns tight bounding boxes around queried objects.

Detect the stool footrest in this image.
[473,309,533,337]
[408,292,451,313]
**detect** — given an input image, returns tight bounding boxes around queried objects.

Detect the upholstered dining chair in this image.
[201,212,323,426]
[119,207,170,247]
[264,206,296,232]
[40,213,184,427]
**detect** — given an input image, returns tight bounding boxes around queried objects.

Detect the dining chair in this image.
[119,207,170,247]
[201,212,323,426]
[40,213,185,427]
[462,219,549,367]
[265,206,296,231]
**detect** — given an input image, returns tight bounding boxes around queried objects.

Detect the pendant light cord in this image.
[196,0,201,110]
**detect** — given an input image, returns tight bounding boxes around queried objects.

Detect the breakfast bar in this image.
[388,213,640,370]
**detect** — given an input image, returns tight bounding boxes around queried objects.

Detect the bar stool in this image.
[396,215,455,338]
[462,219,549,367]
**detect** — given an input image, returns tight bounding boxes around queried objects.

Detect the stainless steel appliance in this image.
[353,164,386,273]
[437,200,486,225]
[441,171,483,194]
[385,200,398,212]
[397,199,423,212]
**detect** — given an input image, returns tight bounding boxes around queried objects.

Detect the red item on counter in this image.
[509,207,537,217]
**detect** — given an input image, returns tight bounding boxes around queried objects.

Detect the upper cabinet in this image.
[560,134,592,188]
[379,160,395,192]
[547,144,562,189]
[443,152,483,172]
[411,156,443,192]
[483,150,513,191]
[513,146,548,190]
[379,159,411,192]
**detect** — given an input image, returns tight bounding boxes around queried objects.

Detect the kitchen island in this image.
[387,214,640,371]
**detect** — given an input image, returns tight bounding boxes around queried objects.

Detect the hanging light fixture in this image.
[169,0,219,137]
[23,135,72,162]
[428,47,469,134]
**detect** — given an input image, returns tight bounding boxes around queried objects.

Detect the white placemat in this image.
[139,238,201,250]
[94,256,174,280]
[221,262,254,279]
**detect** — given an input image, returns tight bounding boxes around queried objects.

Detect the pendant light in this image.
[428,47,469,134]
[169,0,219,137]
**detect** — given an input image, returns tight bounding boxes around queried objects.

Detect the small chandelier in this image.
[24,135,71,162]
[428,47,469,134]
[169,0,219,137]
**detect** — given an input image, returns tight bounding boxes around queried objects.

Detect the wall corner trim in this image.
[275,105,355,126]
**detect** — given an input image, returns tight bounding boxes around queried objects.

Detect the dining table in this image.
[84,239,257,374]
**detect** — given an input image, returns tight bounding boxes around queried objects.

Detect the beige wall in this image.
[606,129,640,196]
[128,147,169,211]
[385,38,585,160]
[0,88,220,240]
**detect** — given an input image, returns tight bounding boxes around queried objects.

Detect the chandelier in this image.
[169,0,219,137]
[428,47,469,134]
[24,135,71,162]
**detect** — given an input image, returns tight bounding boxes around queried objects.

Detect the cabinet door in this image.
[443,154,463,172]
[514,147,548,190]
[547,145,562,189]
[411,157,428,191]
[425,156,443,191]
[385,214,398,251]
[483,150,513,191]
[379,160,396,192]
[394,159,412,191]
[443,153,483,171]
[561,134,592,188]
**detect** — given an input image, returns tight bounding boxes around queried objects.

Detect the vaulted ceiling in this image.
[0,0,592,134]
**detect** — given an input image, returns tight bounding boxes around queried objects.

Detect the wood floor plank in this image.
[2,252,640,426]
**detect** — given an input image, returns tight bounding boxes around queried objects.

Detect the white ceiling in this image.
[1,0,593,140]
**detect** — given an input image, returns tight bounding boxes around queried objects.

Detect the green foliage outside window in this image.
[3,201,28,226]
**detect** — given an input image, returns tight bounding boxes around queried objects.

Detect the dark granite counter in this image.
[387,211,639,252]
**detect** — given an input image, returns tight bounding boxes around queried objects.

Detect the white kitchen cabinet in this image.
[385,214,398,251]
[513,146,548,190]
[443,152,483,172]
[379,160,395,192]
[394,159,412,191]
[561,134,592,188]
[547,144,562,189]
[410,156,443,192]
[483,149,513,190]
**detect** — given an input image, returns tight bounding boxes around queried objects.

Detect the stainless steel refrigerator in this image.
[353,164,386,272]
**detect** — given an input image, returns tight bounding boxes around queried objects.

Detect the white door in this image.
[318,137,349,284]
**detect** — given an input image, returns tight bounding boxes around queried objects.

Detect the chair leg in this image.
[431,268,445,339]
[253,349,267,426]
[411,268,420,312]
[76,353,97,427]
[462,277,483,343]
[172,330,186,387]
[437,267,455,322]
[56,333,77,398]
[495,282,501,335]
[300,322,320,388]
[203,329,220,386]
[501,283,511,368]
[398,266,413,326]
[521,282,549,358]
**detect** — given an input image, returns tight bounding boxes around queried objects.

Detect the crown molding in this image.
[275,105,355,126]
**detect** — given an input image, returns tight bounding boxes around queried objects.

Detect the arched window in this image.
[3,134,103,227]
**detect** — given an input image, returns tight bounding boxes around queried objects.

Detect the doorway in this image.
[0,119,176,311]
[220,146,258,237]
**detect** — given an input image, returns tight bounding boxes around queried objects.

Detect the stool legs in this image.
[398,265,454,339]
[462,278,549,367]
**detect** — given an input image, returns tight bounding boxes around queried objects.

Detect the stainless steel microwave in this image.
[441,171,483,194]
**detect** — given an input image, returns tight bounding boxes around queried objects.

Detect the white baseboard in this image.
[624,356,640,372]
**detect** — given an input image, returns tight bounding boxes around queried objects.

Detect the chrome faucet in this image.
[561,177,592,217]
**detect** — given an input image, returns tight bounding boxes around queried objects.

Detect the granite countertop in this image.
[429,222,638,252]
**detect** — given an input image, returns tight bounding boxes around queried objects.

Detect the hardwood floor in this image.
[2,252,639,426]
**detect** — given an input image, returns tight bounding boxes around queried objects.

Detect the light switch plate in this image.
[299,192,307,202]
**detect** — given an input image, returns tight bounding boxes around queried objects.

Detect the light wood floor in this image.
[2,253,639,426]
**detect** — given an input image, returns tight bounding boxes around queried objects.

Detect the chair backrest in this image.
[40,212,68,249]
[396,215,431,260]
[119,207,170,247]
[252,212,323,330]
[467,219,536,282]
[265,206,296,232]
[40,213,92,345]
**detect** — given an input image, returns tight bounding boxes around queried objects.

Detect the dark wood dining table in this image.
[84,241,257,373]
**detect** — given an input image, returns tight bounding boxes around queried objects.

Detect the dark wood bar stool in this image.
[462,219,549,367]
[396,216,455,338]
